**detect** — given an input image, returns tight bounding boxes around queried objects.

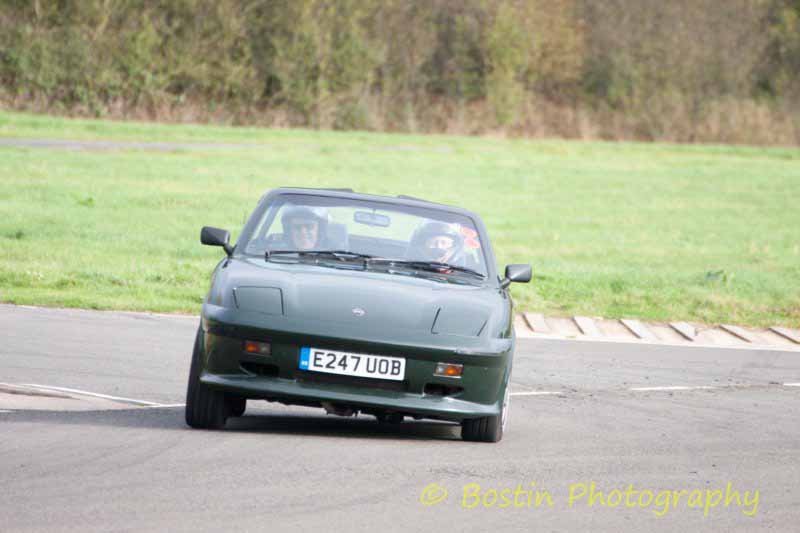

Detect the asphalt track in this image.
[1,304,799,532]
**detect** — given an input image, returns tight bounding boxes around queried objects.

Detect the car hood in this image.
[208,258,506,338]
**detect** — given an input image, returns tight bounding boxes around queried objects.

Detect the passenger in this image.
[280,206,329,250]
[408,221,465,264]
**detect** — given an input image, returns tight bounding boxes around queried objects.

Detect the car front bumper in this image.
[200,373,502,421]
[199,305,514,422]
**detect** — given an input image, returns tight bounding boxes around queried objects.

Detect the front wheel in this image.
[185,326,230,429]
[461,385,510,443]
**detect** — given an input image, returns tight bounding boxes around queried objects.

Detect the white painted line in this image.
[620,319,657,340]
[669,322,696,341]
[573,316,601,337]
[0,382,72,398]
[0,410,13,413]
[21,384,163,407]
[629,385,715,392]
[510,391,563,396]
[784,383,800,387]
[143,403,185,408]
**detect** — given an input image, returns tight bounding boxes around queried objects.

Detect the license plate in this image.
[298,347,405,381]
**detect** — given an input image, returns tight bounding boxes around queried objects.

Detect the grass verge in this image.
[1,111,798,327]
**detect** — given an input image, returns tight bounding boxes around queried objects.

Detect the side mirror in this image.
[201,226,232,256]
[501,264,532,288]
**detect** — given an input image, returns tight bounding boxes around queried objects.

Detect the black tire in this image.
[185,326,229,429]
[461,385,509,443]
[461,415,502,442]
[229,397,246,417]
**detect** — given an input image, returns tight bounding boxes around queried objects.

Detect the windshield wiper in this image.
[266,250,378,263]
[265,251,485,280]
[368,259,486,279]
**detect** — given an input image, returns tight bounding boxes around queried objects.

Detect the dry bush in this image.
[0,0,798,144]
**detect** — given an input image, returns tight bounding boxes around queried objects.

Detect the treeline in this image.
[1,0,799,144]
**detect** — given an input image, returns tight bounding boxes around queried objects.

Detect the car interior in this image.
[242,199,486,273]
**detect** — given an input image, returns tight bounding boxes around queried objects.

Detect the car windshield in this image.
[238,194,489,278]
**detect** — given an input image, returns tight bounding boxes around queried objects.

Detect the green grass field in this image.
[1,111,798,327]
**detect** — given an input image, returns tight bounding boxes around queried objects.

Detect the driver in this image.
[280,206,328,251]
[409,221,464,264]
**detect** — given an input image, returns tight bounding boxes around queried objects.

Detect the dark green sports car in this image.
[185,188,531,442]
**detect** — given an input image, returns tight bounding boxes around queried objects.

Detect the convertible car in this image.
[186,187,531,442]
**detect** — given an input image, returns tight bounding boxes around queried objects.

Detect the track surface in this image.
[1,304,799,531]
